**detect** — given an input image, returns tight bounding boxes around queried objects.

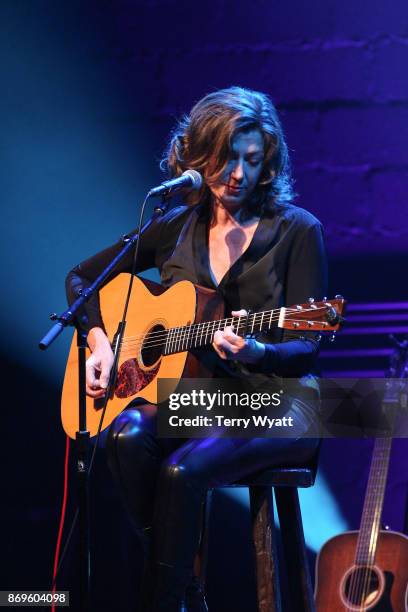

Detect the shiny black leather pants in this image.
[106,400,319,611]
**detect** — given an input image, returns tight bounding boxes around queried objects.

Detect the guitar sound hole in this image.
[342,565,383,609]
[141,325,165,367]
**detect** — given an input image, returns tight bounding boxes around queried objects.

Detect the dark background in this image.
[1,1,408,610]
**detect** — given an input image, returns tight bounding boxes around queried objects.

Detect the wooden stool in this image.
[198,466,317,612]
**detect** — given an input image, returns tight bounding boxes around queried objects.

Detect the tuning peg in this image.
[335,294,344,299]
[322,297,327,302]
[50,313,58,321]
[329,331,337,342]
[308,297,315,304]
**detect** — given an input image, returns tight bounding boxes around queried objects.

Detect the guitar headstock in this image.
[281,295,346,335]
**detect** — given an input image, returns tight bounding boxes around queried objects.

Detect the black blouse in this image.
[66,201,328,378]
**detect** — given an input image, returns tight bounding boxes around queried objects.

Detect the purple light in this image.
[341,326,408,335]
[347,314,408,322]
[321,370,386,378]
[347,302,408,311]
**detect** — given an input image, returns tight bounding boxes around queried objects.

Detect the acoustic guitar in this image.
[61,274,345,439]
[315,338,408,611]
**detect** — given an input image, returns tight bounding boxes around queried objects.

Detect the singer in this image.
[66,87,327,611]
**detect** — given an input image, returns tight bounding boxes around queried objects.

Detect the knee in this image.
[158,458,208,498]
[106,407,158,478]
[106,407,162,529]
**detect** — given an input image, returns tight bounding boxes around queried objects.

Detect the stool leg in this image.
[181,491,212,612]
[249,486,282,612]
[197,489,213,586]
[274,487,315,612]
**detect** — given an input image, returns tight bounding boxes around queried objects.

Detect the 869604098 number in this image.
[0,591,69,607]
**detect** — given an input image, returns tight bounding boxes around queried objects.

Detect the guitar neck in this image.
[355,436,393,567]
[354,374,405,567]
[163,309,281,355]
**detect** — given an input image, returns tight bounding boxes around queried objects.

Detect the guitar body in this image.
[315,530,408,611]
[61,274,344,438]
[61,274,224,439]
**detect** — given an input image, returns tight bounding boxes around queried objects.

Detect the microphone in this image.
[148,169,202,198]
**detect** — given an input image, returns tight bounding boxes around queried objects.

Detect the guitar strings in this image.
[117,305,330,344]
[120,313,281,347]
[348,443,380,610]
[358,438,391,610]
[339,362,398,609]
[116,316,328,355]
[116,305,331,351]
[356,350,401,609]
[116,319,321,349]
[363,440,390,609]
[347,437,391,610]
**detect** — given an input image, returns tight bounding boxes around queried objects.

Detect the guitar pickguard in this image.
[115,358,160,398]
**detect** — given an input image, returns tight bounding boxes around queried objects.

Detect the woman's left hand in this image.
[212,309,265,364]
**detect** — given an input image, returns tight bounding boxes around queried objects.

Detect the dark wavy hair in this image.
[161,86,295,214]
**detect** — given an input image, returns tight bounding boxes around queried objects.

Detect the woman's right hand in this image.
[86,327,115,398]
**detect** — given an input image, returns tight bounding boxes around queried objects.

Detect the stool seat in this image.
[233,466,316,488]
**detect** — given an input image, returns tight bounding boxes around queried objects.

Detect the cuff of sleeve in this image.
[257,343,279,374]
[78,312,106,335]
[245,343,279,374]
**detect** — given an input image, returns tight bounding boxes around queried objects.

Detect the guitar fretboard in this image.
[163,309,279,355]
[355,436,393,567]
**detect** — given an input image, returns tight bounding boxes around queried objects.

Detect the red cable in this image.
[51,435,70,612]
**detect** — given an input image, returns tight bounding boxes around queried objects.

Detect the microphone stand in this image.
[39,197,169,611]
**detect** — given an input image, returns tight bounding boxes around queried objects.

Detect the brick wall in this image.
[106,0,408,257]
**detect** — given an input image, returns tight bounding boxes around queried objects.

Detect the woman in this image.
[66,86,327,611]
